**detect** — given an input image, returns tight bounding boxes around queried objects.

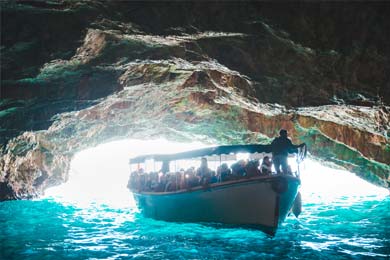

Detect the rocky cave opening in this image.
[1,1,389,201]
[42,138,387,208]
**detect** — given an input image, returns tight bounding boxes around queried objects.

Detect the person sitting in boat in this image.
[129,168,146,190]
[245,159,261,177]
[175,171,183,190]
[128,171,138,190]
[149,172,159,191]
[164,174,177,192]
[217,163,232,182]
[271,129,305,175]
[178,169,187,190]
[138,173,146,191]
[261,156,273,175]
[196,157,213,185]
[209,171,218,184]
[155,172,167,192]
[231,159,247,179]
[186,167,200,188]
[144,174,152,191]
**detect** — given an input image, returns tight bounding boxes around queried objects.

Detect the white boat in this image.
[128,144,305,236]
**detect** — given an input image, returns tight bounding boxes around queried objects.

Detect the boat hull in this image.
[132,175,300,235]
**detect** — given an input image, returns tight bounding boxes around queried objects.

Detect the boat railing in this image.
[127,167,302,194]
[129,173,301,195]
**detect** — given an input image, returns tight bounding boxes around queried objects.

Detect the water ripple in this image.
[1,195,389,259]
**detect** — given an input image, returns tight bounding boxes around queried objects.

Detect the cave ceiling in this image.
[0,1,389,200]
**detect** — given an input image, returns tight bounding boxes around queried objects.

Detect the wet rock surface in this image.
[1,1,389,200]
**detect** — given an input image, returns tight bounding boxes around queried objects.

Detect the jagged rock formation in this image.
[1,1,389,200]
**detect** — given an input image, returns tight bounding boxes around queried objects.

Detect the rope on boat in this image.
[297,144,307,164]
[296,144,307,178]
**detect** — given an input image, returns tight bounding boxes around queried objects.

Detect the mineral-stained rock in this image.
[1,1,389,200]
[0,132,70,200]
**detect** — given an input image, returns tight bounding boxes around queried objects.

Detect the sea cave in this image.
[0,1,389,259]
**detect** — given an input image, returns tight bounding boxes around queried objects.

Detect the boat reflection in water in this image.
[128,144,306,236]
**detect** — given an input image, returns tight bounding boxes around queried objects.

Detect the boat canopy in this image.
[129,144,272,164]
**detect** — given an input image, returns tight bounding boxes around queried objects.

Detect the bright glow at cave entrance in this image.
[45,139,387,208]
[298,159,387,203]
[45,139,209,208]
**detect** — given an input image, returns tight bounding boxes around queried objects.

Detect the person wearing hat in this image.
[271,129,305,175]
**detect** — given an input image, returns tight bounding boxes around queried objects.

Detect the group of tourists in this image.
[128,156,273,192]
[127,129,306,193]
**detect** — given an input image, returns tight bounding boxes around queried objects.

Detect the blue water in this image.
[1,194,389,259]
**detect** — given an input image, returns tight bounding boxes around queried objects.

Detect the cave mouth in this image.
[44,139,387,208]
[299,160,388,203]
[44,139,208,208]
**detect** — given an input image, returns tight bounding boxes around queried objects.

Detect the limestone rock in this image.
[1,1,389,200]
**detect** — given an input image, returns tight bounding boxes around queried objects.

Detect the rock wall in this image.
[1,1,389,200]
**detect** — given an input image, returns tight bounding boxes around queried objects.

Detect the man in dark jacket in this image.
[271,129,305,174]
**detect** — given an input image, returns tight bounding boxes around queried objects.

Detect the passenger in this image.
[175,171,182,190]
[138,173,146,191]
[178,169,186,190]
[209,171,218,184]
[150,172,159,191]
[261,156,273,175]
[187,166,196,175]
[164,174,177,192]
[196,157,213,185]
[245,159,261,177]
[185,167,199,188]
[271,129,305,175]
[144,174,152,191]
[128,171,139,190]
[231,159,246,178]
[155,173,167,192]
[217,163,232,182]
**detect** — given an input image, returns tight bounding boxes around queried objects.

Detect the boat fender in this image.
[271,177,288,194]
[292,191,302,218]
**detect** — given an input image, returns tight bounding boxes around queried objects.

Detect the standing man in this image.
[196,157,213,185]
[271,129,305,175]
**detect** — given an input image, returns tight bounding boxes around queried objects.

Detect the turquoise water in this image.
[1,194,389,259]
[1,146,389,260]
